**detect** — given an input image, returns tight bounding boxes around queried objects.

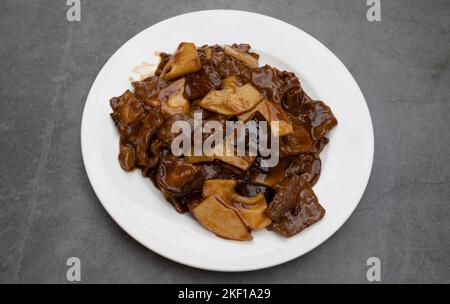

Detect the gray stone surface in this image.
[0,0,449,283]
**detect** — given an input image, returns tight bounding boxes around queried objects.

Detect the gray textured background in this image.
[1,0,449,283]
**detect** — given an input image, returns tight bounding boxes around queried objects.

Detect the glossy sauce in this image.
[109,43,337,238]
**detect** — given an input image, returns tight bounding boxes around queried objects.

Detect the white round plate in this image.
[81,10,374,271]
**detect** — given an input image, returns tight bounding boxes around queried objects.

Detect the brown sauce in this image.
[109,43,337,238]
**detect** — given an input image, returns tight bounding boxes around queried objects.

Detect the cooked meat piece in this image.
[110,90,146,143]
[118,143,136,172]
[224,45,259,68]
[141,156,160,177]
[303,99,337,141]
[150,138,164,157]
[157,114,193,148]
[266,174,303,222]
[283,114,314,154]
[285,153,321,186]
[269,199,325,237]
[109,96,121,112]
[230,43,259,59]
[156,155,205,197]
[214,53,253,80]
[315,137,329,153]
[199,45,226,66]
[249,65,300,103]
[282,88,305,117]
[267,174,325,237]
[284,90,337,142]
[155,52,172,76]
[132,76,169,104]
[184,60,222,100]
[110,90,144,125]
[135,107,165,166]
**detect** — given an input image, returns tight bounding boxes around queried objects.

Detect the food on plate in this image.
[202,179,272,230]
[160,42,202,80]
[109,42,337,241]
[267,174,325,236]
[199,82,263,115]
[192,195,252,241]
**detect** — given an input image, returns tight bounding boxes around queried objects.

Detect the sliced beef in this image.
[285,153,321,186]
[249,65,300,103]
[213,52,253,80]
[135,106,165,166]
[269,199,325,237]
[266,174,325,237]
[110,90,146,144]
[230,43,259,58]
[266,175,302,221]
[284,90,337,142]
[282,88,305,117]
[303,99,337,141]
[282,114,314,155]
[157,114,193,148]
[132,76,169,104]
[315,137,329,153]
[184,60,222,100]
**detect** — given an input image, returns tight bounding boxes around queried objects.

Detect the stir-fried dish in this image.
[109,42,337,241]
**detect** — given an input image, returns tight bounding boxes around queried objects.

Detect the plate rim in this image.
[81,9,374,272]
